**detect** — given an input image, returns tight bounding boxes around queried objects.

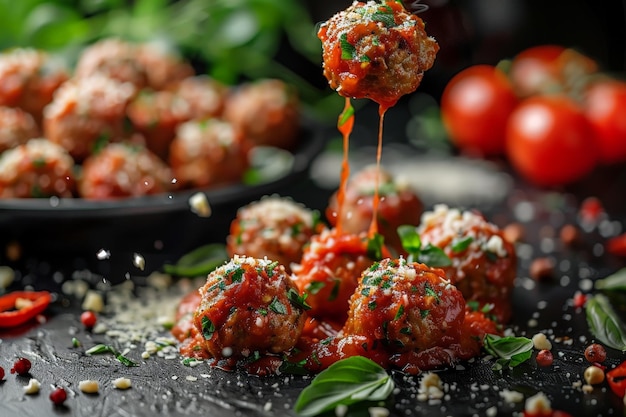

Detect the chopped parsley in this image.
[287,288,311,311]
[201,316,215,340]
[269,297,287,314]
[394,304,405,320]
[340,33,356,60]
[306,281,325,295]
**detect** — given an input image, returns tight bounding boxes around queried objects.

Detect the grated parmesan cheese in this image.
[23,378,41,394]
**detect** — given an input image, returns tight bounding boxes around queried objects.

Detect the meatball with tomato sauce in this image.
[317,0,438,107]
[0,138,75,198]
[126,89,192,160]
[417,204,517,323]
[43,75,136,162]
[222,79,299,150]
[191,256,307,362]
[304,258,498,374]
[292,228,385,322]
[0,48,69,126]
[169,118,249,190]
[79,142,173,199]
[136,42,195,91]
[327,165,423,255]
[0,106,40,153]
[174,76,228,120]
[74,38,148,90]
[227,195,326,273]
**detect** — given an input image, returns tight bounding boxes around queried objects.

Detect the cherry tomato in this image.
[0,366,4,380]
[505,95,597,186]
[584,344,607,363]
[441,64,518,156]
[10,357,31,375]
[606,360,626,398]
[50,387,68,405]
[584,79,626,164]
[510,45,597,97]
[536,349,553,367]
[80,310,97,329]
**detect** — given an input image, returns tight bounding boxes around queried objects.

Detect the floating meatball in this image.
[223,79,299,149]
[126,89,192,160]
[136,42,195,91]
[317,0,438,107]
[169,118,249,190]
[0,106,40,153]
[43,75,136,162]
[0,138,75,198]
[417,204,517,323]
[327,165,423,255]
[74,38,148,90]
[227,196,326,273]
[0,48,69,125]
[292,228,383,321]
[173,76,228,120]
[343,258,465,352]
[193,255,307,359]
[79,142,173,199]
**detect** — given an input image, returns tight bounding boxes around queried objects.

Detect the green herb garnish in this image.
[85,344,138,367]
[339,32,356,60]
[293,356,394,417]
[269,297,287,314]
[201,316,215,340]
[483,334,533,371]
[585,293,626,351]
[287,288,311,311]
[595,268,626,291]
[451,236,474,253]
[163,243,228,277]
[366,233,385,261]
[397,225,451,267]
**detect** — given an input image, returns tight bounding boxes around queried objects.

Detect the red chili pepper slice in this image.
[607,360,626,398]
[607,233,626,257]
[0,291,52,328]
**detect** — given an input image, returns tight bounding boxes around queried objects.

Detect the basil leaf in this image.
[163,244,228,277]
[340,33,356,60]
[585,293,626,351]
[294,356,394,417]
[366,233,385,261]
[451,236,473,253]
[483,334,532,370]
[397,225,421,257]
[418,244,452,268]
[595,268,626,291]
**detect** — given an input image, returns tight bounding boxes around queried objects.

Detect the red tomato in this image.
[509,45,566,97]
[510,45,597,98]
[584,79,626,164]
[505,95,597,186]
[606,232,626,257]
[80,310,97,328]
[441,64,518,156]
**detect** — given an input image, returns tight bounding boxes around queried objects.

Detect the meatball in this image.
[126,89,192,160]
[292,228,381,321]
[193,255,307,359]
[0,48,69,125]
[74,38,148,90]
[43,75,136,162]
[169,118,249,190]
[0,138,75,198]
[136,42,195,91]
[417,204,517,323]
[327,165,423,255]
[227,195,326,272]
[343,258,465,352]
[78,142,173,199]
[174,75,228,120]
[317,0,438,107]
[0,106,40,153]
[222,79,299,149]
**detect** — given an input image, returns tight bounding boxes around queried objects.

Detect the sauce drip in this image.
[367,104,389,238]
[334,97,354,235]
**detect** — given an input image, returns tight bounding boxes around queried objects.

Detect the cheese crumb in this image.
[499,389,524,404]
[189,192,212,217]
[112,377,132,390]
[133,253,146,271]
[23,378,41,394]
[368,407,390,417]
[82,290,104,313]
[78,379,100,394]
[532,333,552,350]
[525,392,552,415]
